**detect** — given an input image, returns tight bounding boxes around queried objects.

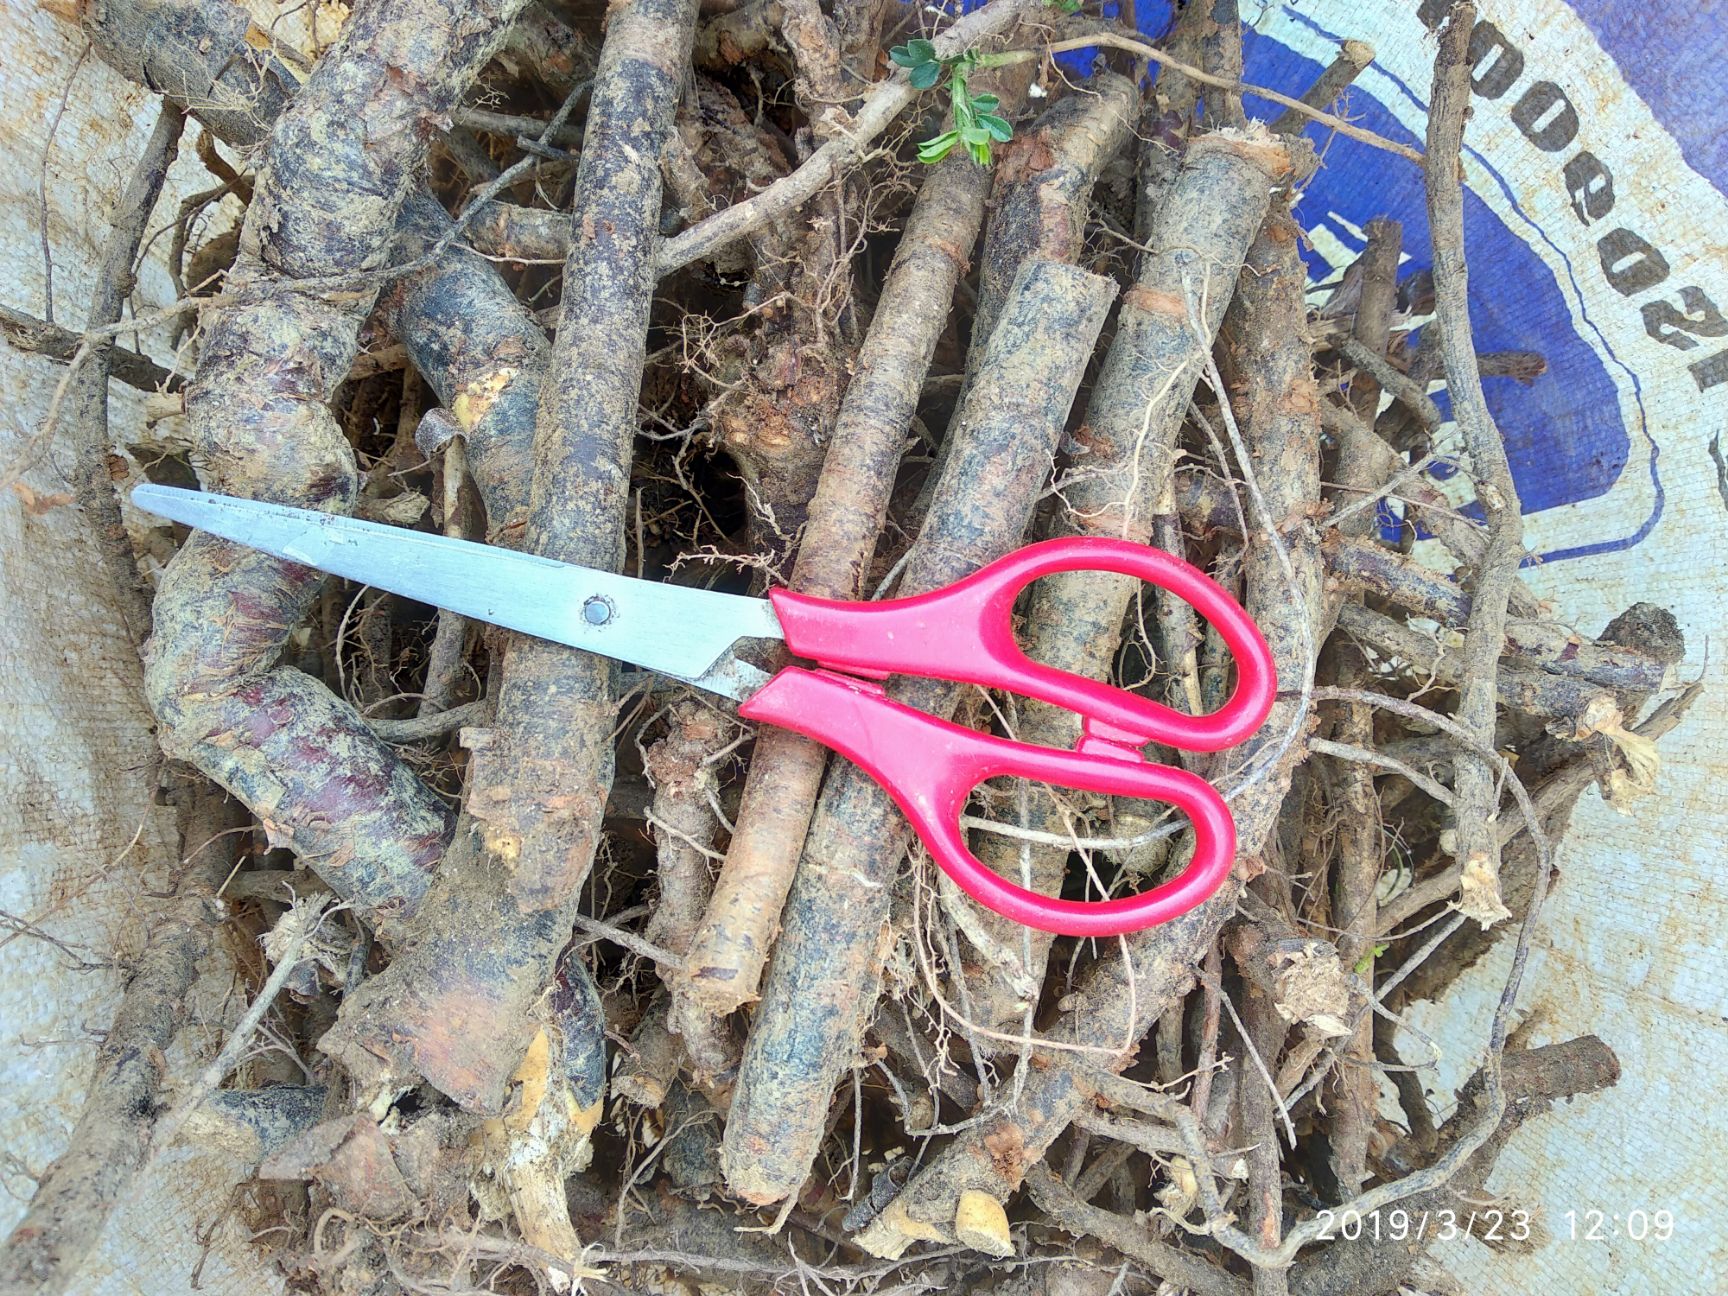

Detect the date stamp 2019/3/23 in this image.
[1312,1207,1677,1244]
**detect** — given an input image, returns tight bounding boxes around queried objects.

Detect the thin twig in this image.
[1308,737,1456,807]
[984,34,1423,164]
[570,914,687,972]
[369,699,486,744]
[38,44,92,324]
[1424,0,1528,931]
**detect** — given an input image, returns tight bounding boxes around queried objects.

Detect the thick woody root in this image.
[1199,0,1248,127]
[78,0,298,149]
[855,205,1328,1260]
[1333,604,1614,720]
[321,0,700,1115]
[82,0,564,523]
[955,127,1291,1033]
[644,703,739,1083]
[495,2,597,102]
[384,192,554,725]
[1133,0,1218,236]
[913,73,1133,512]
[678,155,993,1022]
[645,705,731,964]
[965,73,1138,379]
[18,6,1704,1292]
[615,998,683,1110]
[1230,925,1296,1296]
[1318,648,1380,1200]
[471,945,607,1271]
[466,201,572,262]
[722,260,1115,1207]
[381,194,549,534]
[85,0,578,923]
[694,73,1141,1041]
[136,0,532,937]
[700,216,844,565]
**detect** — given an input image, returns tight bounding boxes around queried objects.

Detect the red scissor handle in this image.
[765,537,1275,753]
[737,537,1276,936]
[738,668,1235,936]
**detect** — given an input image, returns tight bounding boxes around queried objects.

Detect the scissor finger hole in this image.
[1011,574,1248,720]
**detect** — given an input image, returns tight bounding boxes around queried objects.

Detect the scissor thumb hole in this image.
[918,752,1234,937]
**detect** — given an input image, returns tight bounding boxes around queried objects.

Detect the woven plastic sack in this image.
[2,8,308,1292]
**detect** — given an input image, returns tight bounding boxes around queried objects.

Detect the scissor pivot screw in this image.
[581,595,614,627]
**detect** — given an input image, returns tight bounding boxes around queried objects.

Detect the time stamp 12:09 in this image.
[1312,1207,1677,1243]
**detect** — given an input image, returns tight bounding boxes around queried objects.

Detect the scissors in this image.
[133,483,1275,937]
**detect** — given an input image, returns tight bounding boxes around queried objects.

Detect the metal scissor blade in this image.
[133,485,783,696]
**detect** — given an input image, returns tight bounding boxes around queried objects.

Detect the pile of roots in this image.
[0,1,1694,1294]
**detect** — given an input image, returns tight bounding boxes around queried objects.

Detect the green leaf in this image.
[1353,943,1390,976]
[979,113,1013,142]
[917,130,960,163]
[966,136,993,165]
[890,40,939,69]
[909,60,942,89]
[891,38,938,68]
[969,93,1000,112]
[960,125,990,147]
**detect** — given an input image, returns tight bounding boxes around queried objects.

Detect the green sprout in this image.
[1353,942,1390,976]
[888,40,1014,165]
